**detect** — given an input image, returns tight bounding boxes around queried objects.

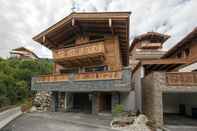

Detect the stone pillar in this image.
[66,93,73,112]
[59,92,65,112]
[51,92,58,112]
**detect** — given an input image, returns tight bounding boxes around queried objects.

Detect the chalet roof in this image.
[11,47,39,58]
[162,27,197,58]
[33,11,131,66]
[129,32,170,52]
[132,58,191,75]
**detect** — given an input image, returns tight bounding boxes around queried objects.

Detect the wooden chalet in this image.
[10,47,38,59]
[31,12,134,114]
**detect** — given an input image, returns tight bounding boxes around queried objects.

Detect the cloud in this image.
[0,0,196,58]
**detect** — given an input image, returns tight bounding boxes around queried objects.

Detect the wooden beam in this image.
[141,58,191,65]
[72,18,75,26]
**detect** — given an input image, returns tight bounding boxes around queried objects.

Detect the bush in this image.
[21,99,32,112]
[0,95,11,107]
[0,58,53,108]
[112,104,124,117]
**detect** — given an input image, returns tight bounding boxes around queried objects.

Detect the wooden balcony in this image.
[53,41,105,67]
[36,71,122,83]
[166,72,197,86]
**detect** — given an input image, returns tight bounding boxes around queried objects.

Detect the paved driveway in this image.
[2,112,115,131]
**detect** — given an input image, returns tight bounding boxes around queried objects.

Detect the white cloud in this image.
[0,0,196,58]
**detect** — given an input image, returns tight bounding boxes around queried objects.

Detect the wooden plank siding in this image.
[166,72,197,86]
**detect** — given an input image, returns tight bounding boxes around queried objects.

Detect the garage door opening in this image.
[163,92,197,126]
[98,93,112,113]
[72,93,92,113]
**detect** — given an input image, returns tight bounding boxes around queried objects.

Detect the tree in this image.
[0,58,53,108]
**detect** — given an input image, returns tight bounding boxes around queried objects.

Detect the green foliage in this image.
[0,58,53,108]
[112,104,124,117]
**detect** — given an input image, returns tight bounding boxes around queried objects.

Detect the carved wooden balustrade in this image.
[36,71,122,83]
[37,74,69,82]
[166,72,197,86]
[53,41,105,60]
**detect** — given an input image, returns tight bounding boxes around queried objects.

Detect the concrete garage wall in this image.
[163,93,197,116]
[132,67,143,112]
[163,93,181,114]
[120,91,135,111]
[183,93,197,116]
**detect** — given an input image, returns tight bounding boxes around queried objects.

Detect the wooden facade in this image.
[10,47,38,59]
[162,27,197,63]
[31,12,131,84]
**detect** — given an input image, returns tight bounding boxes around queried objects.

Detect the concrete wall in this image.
[120,91,135,111]
[163,93,197,116]
[163,93,182,114]
[132,66,143,112]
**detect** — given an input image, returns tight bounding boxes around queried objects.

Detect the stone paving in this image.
[1,112,115,131]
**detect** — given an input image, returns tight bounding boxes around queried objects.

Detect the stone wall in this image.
[33,91,51,112]
[32,67,133,92]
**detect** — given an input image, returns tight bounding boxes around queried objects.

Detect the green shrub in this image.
[112,104,124,117]
[0,95,11,108]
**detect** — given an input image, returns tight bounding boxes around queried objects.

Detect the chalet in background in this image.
[130,28,197,126]
[10,47,38,59]
[31,12,134,114]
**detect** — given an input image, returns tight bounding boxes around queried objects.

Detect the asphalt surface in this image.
[1,112,115,131]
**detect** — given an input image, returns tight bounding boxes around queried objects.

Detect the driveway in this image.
[1,112,115,131]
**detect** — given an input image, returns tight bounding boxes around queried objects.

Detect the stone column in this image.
[51,92,57,112]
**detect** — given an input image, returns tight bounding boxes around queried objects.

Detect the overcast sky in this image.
[0,0,196,58]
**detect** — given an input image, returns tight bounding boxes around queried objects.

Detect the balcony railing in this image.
[53,41,105,60]
[75,71,122,81]
[36,71,122,83]
[166,72,197,86]
[37,74,69,83]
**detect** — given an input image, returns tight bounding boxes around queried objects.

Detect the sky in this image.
[0,0,196,58]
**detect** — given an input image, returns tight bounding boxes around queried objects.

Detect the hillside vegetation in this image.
[0,58,53,108]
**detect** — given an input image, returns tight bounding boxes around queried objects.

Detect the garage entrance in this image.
[163,92,197,126]
[98,93,112,113]
[72,93,92,113]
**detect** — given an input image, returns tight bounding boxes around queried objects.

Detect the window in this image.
[60,68,79,74]
[184,48,190,57]
[177,50,182,58]
[89,35,104,41]
[84,65,108,72]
